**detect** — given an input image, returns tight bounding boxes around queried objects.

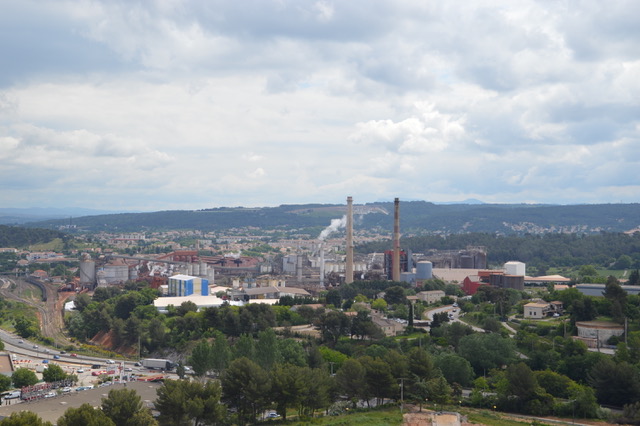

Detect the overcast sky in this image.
[1,1,639,211]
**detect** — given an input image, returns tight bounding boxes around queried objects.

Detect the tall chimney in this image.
[319,242,325,287]
[392,197,401,282]
[346,196,354,284]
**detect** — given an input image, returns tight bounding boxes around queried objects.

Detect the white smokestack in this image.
[346,196,354,284]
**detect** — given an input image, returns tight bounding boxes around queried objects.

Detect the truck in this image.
[141,358,174,370]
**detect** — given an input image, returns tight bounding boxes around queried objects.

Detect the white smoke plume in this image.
[318,215,347,240]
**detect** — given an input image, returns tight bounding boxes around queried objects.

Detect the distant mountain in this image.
[433,198,486,205]
[0,207,139,225]
[21,202,640,236]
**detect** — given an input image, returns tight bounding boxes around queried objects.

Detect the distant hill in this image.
[22,202,640,235]
[0,207,136,225]
[0,225,68,248]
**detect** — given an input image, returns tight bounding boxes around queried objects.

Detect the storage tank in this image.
[400,272,415,283]
[416,261,433,280]
[505,261,526,276]
[460,255,474,269]
[79,259,96,285]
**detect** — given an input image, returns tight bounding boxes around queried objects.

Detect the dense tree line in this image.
[58,278,640,423]
[26,202,640,235]
[0,225,68,248]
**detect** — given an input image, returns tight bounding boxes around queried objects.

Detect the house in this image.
[523,301,564,319]
[416,290,445,304]
[370,311,405,336]
[461,275,487,295]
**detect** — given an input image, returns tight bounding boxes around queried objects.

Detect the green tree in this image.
[255,328,281,370]
[371,298,388,311]
[408,347,438,381]
[13,316,40,339]
[458,333,516,376]
[189,339,213,377]
[42,364,67,382]
[360,356,396,405]
[74,293,91,312]
[435,353,474,387]
[534,369,573,398]
[12,367,38,388]
[298,367,334,417]
[155,379,225,426]
[0,411,53,426]
[335,358,367,408]
[211,331,231,373]
[101,388,157,426]
[384,286,406,305]
[221,358,270,425]
[604,276,627,323]
[57,403,115,426]
[278,338,307,367]
[0,374,11,393]
[426,376,453,405]
[589,358,640,406]
[233,334,254,360]
[270,364,305,420]
[325,289,341,307]
[315,310,351,346]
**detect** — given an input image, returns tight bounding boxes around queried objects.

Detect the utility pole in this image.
[399,378,406,414]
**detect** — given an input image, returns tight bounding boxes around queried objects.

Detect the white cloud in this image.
[0,0,638,210]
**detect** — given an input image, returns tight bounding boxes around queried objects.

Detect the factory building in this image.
[168,274,209,297]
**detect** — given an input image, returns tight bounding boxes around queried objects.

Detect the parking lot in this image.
[0,381,161,423]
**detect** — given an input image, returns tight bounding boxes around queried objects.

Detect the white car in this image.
[105,359,115,364]
[76,369,85,373]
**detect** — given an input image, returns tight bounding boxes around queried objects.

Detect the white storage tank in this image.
[505,261,526,276]
[416,261,433,280]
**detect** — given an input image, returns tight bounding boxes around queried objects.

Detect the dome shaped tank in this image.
[416,261,433,280]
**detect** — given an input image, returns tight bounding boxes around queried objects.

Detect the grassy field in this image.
[278,405,582,426]
[0,299,40,332]
[285,406,402,426]
[28,238,65,251]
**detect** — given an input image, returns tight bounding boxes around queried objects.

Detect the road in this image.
[424,304,486,333]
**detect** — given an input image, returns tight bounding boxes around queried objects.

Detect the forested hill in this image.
[26,202,640,235]
[0,225,68,248]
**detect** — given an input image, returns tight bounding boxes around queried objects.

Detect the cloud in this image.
[0,0,638,210]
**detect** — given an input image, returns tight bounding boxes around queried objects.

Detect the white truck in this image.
[141,358,174,370]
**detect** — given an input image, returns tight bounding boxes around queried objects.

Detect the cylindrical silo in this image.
[460,255,473,269]
[79,260,96,285]
[416,261,433,280]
